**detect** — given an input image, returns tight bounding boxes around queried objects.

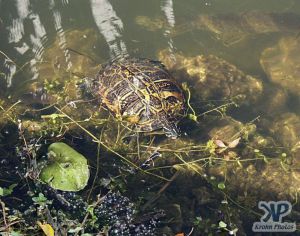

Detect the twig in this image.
[142,171,180,210]
[54,106,170,181]
[77,193,108,236]
[0,220,24,231]
[0,200,8,232]
[0,50,16,64]
[198,102,235,117]
[0,100,22,123]
[87,127,105,201]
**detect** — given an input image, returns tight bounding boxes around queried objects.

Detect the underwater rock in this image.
[39,142,90,191]
[207,114,300,203]
[135,15,168,31]
[207,116,256,159]
[254,84,288,116]
[269,112,300,156]
[209,157,300,204]
[137,11,300,45]
[260,36,300,96]
[240,11,300,34]
[196,11,300,45]
[38,28,101,79]
[21,29,101,106]
[158,50,263,105]
[208,117,247,144]
[196,14,249,45]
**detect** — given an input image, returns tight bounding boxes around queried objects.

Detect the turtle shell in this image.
[96,58,187,138]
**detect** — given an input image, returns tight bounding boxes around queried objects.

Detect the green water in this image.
[1,0,300,235]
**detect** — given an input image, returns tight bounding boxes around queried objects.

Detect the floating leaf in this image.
[39,142,90,191]
[37,221,54,236]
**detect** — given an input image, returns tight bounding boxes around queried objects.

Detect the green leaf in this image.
[32,193,48,204]
[41,114,67,119]
[9,231,23,236]
[68,227,83,233]
[0,184,17,196]
[188,113,198,122]
[219,221,227,228]
[181,82,188,91]
[39,142,90,191]
[217,182,226,190]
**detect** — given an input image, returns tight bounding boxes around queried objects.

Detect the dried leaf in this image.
[223,154,230,161]
[38,221,54,236]
[214,139,227,148]
[228,137,241,148]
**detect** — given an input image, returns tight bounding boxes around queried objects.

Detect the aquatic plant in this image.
[39,142,90,191]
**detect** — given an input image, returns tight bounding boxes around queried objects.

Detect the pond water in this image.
[1,0,300,235]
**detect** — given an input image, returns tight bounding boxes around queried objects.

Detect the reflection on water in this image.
[2,0,130,87]
[90,0,127,58]
[5,0,30,86]
[50,0,72,71]
[4,0,48,84]
[2,0,300,89]
[161,0,176,61]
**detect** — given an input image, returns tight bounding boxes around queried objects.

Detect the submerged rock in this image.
[269,112,300,156]
[135,15,168,31]
[196,11,300,45]
[254,85,288,116]
[207,117,300,203]
[208,116,256,143]
[260,36,300,97]
[208,157,300,205]
[136,11,300,45]
[21,28,101,106]
[158,50,263,105]
[39,28,101,79]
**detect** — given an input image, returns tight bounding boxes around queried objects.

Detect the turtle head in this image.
[78,77,99,99]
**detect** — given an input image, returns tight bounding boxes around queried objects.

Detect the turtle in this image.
[94,58,187,139]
